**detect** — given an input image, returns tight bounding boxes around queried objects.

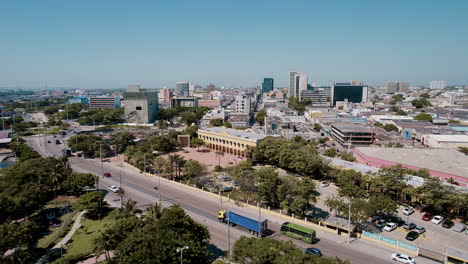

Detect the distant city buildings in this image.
[235,95,251,114]
[430,80,447,89]
[123,85,159,124]
[385,81,409,93]
[331,124,374,146]
[89,96,120,109]
[176,81,190,96]
[331,82,368,106]
[300,86,331,106]
[207,83,215,93]
[67,96,89,105]
[261,78,274,94]
[288,71,308,99]
[170,97,198,108]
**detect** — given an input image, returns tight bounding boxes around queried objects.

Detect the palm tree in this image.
[93,230,113,262]
[457,146,468,155]
[174,155,186,178]
[215,151,225,166]
[145,203,162,221]
[121,199,142,217]
[50,161,65,198]
[117,187,126,208]
[168,155,178,179]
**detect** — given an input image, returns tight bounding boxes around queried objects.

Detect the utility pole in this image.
[143,153,146,178]
[258,202,261,237]
[227,210,231,262]
[158,170,162,201]
[100,142,103,182]
[347,199,352,244]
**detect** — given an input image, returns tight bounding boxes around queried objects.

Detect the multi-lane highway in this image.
[24,130,439,264]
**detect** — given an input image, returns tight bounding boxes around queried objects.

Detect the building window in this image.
[136,106,142,110]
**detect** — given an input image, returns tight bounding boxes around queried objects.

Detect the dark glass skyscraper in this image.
[261,78,274,94]
[331,82,368,106]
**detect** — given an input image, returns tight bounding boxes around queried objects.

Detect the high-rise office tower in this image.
[288,71,297,97]
[295,73,308,100]
[261,78,274,94]
[288,71,308,99]
[331,82,368,106]
[430,81,447,89]
[189,82,195,96]
[385,82,398,93]
[386,81,410,93]
[176,81,190,96]
[398,81,409,92]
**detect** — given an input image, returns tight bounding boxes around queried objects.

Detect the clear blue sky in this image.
[1,0,467,89]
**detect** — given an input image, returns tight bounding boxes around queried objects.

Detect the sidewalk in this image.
[53,210,87,249]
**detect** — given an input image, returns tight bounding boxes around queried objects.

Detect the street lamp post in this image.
[347,199,352,244]
[143,153,146,178]
[158,170,162,201]
[176,246,189,264]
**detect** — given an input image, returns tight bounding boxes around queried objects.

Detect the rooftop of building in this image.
[355,147,467,178]
[199,127,267,141]
[393,120,435,128]
[413,127,462,135]
[427,134,468,142]
[331,123,373,133]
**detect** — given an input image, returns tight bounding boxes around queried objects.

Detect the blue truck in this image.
[218,210,268,237]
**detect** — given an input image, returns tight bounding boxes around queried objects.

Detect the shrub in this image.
[214,165,223,172]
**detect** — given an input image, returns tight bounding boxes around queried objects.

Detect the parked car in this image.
[376,219,386,228]
[405,231,419,241]
[320,181,330,187]
[403,222,416,230]
[305,248,322,256]
[372,215,383,222]
[391,253,415,264]
[431,215,444,225]
[47,140,51,143]
[442,220,454,229]
[414,226,426,234]
[387,215,405,227]
[403,206,414,216]
[453,223,467,233]
[108,185,120,193]
[103,172,111,177]
[422,212,433,221]
[55,140,61,144]
[384,222,397,232]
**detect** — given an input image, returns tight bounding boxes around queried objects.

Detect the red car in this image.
[422,212,433,221]
[103,172,111,177]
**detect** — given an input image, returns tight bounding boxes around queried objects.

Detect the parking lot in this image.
[374,206,468,253]
[312,181,468,255]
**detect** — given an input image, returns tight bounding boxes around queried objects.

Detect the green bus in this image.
[280,222,316,243]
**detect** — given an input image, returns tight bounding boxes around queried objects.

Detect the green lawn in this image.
[37,211,76,249]
[59,210,118,261]
[45,197,79,209]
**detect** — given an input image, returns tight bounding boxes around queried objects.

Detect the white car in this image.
[108,185,120,193]
[431,215,444,225]
[391,253,415,264]
[384,222,397,232]
[320,181,330,187]
[403,206,414,216]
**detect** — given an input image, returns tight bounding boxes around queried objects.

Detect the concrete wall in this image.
[124,98,158,123]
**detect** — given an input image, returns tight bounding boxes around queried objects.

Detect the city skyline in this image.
[1,1,468,88]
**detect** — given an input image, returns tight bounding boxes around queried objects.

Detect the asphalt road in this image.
[24,131,439,264]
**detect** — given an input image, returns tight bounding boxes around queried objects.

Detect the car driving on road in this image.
[391,253,415,264]
[108,185,120,193]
